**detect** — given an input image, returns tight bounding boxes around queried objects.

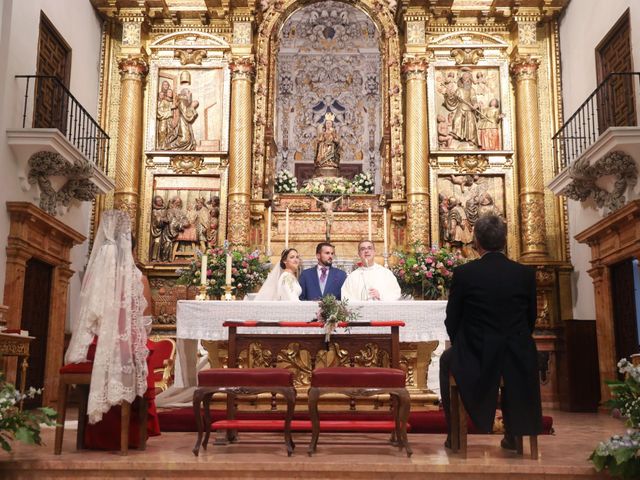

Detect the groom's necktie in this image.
[320,267,328,294]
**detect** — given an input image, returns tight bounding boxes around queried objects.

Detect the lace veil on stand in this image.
[65,210,149,424]
[254,264,284,300]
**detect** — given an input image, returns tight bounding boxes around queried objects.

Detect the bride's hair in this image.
[280,248,298,269]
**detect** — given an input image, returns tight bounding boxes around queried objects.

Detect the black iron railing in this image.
[553,72,640,172]
[16,75,110,173]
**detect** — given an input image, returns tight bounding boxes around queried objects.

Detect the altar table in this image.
[159,300,448,406]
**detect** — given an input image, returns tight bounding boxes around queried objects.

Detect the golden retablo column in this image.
[114,56,148,229]
[510,55,548,260]
[402,56,430,248]
[227,57,255,247]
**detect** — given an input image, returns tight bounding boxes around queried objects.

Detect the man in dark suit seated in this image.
[439,213,542,450]
[299,242,347,300]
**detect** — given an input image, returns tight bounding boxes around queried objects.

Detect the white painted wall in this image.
[0,0,103,328]
[559,1,640,320]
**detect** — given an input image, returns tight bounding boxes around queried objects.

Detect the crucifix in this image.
[309,194,344,242]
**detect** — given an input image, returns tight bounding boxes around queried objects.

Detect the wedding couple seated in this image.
[254,240,401,302]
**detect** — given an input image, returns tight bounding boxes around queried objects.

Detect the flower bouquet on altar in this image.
[274,169,298,193]
[176,248,270,299]
[315,295,360,345]
[390,245,466,300]
[0,374,57,452]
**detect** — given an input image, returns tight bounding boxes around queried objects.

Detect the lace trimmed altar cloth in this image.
[157,300,448,407]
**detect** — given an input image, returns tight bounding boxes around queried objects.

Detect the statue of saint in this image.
[444,70,480,149]
[313,113,340,177]
[156,80,175,150]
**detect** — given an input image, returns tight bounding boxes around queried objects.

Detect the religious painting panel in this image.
[144,32,231,156]
[436,173,505,257]
[274,1,383,190]
[148,174,222,263]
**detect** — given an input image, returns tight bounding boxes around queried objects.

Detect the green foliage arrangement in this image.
[0,374,57,452]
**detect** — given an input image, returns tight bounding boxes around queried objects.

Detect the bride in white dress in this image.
[255,248,302,301]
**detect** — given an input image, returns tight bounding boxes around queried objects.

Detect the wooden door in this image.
[16,258,53,409]
[611,259,639,372]
[34,12,71,132]
[595,8,635,131]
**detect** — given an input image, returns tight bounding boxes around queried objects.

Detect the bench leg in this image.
[397,389,413,458]
[284,389,296,457]
[389,395,399,446]
[139,397,148,451]
[530,435,538,460]
[77,385,89,451]
[307,387,321,456]
[54,381,68,455]
[202,393,215,449]
[121,400,131,456]
[450,384,460,452]
[192,389,206,456]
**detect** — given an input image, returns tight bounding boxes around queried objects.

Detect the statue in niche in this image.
[313,113,341,177]
[206,196,220,246]
[443,70,480,149]
[156,81,175,150]
[167,71,199,151]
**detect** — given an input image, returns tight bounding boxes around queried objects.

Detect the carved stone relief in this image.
[560,150,638,214]
[275,1,382,189]
[27,151,99,216]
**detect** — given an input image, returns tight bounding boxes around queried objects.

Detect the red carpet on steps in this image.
[158,408,553,434]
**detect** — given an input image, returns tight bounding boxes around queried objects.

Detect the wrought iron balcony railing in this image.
[15,75,110,174]
[552,72,640,173]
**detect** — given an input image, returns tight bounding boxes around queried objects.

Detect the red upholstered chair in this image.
[147,336,176,394]
[54,340,148,456]
[192,368,296,456]
[307,367,412,457]
[449,373,538,459]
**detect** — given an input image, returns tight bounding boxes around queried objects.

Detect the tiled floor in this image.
[0,409,618,479]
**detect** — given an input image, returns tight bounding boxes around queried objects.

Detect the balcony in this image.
[6,75,114,216]
[548,73,640,215]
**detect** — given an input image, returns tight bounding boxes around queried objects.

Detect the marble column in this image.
[510,56,549,260]
[114,56,148,229]
[402,56,430,248]
[227,57,255,247]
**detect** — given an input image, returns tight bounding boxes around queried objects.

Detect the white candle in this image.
[266,206,272,253]
[367,207,372,241]
[285,207,290,249]
[383,207,388,255]
[200,254,208,285]
[225,252,232,285]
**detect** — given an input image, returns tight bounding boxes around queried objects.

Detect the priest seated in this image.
[341,240,401,301]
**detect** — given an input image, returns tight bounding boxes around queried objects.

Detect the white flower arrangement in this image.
[301,177,351,195]
[274,170,298,193]
[350,172,374,194]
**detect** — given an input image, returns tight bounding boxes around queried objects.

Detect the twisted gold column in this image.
[114,56,147,230]
[402,56,430,248]
[227,57,255,247]
[510,56,548,260]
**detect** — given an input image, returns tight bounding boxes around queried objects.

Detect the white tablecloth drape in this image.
[157,300,449,407]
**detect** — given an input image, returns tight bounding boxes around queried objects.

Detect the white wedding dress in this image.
[255,265,302,301]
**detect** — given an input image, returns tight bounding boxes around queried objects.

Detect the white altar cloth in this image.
[157,300,449,407]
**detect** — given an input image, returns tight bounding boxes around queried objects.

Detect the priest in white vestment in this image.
[341,240,402,301]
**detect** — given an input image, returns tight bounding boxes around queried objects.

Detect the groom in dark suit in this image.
[299,242,347,300]
[439,213,542,450]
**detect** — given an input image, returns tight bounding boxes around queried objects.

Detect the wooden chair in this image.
[148,336,176,393]
[449,373,538,459]
[54,358,148,456]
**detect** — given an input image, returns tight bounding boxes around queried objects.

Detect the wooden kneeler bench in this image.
[307,367,412,457]
[192,368,296,456]
[449,374,538,459]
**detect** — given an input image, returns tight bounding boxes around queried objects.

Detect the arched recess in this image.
[251,0,404,201]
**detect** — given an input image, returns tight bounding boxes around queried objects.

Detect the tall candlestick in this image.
[225,252,232,285]
[383,207,388,255]
[285,207,290,249]
[266,206,272,254]
[367,207,372,241]
[200,254,208,285]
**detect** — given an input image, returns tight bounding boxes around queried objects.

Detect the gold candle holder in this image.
[221,284,236,301]
[195,284,208,301]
